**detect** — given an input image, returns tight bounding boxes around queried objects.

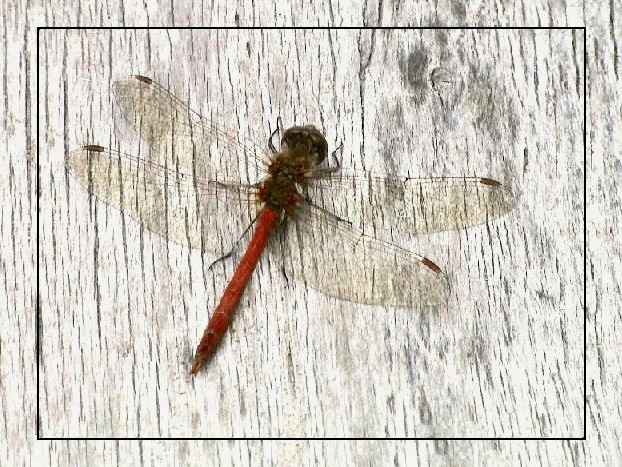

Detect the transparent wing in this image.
[112,75,268,186]
[67,145,260,256]
[304,172,515,235]
[278,202,449,308]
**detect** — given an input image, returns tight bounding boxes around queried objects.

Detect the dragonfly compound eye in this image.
[282,125,329,165]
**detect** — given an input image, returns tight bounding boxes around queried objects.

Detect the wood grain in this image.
[38,26,580,436]
[2,2,612,465]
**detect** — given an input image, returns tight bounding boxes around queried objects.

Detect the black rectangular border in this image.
[36,25,587,441]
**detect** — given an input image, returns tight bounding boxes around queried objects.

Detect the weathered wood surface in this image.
[39,25,583,440]
[4,1,615,465]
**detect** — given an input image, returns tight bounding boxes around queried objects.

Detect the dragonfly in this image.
[67,75,515,375]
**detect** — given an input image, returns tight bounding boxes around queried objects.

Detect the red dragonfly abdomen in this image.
[190,208,281,375]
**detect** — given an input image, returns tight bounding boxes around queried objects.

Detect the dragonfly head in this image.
[281,125,328,165]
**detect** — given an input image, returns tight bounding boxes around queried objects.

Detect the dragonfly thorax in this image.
[257,171,301,213]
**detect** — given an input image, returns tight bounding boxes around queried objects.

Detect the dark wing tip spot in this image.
[82,144,105,152]
[421,257,442,273]
[480,178,501,186]
[133,75,153,84]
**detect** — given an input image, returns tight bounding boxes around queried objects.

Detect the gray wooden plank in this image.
[35,27,581,440]
[5,0,617,465]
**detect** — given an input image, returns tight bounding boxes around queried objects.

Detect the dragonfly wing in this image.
[304,173,515,235]
[67,145,260,256]
[112,75,267,185]
[278,202,449,308]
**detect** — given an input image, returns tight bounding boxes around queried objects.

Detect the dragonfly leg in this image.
[268,116,285,154]
[207,250,234,270]
[328,141,344,169]
[207,214,260,270]
[268,128,278,154]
